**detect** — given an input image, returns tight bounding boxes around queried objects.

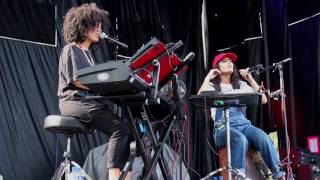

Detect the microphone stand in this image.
[252,58,294,180]
[274,59,294,180]
[115,17,119,60]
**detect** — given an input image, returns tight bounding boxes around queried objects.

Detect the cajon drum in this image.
[218,147,269,180]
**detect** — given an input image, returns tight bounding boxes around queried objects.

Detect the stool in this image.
[44,115,92,180]
[218,147,270,180]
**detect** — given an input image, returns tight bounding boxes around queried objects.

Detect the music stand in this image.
[189,92,262,180]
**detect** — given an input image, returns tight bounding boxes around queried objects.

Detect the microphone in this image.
[183,52,195,62]
[99,32,128,49]
[248,64,264,75]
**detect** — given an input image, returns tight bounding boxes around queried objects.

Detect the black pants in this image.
[59,99,130,169]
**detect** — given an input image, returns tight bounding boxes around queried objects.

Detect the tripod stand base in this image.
[51,161,68,180]
[200,167,225,180]
[51,161,92,180]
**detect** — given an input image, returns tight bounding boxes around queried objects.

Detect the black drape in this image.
[288,15,320,147]
[269,0,320,149]
[0,1,55,44]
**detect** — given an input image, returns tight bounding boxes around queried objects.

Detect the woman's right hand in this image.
[198,68,221,94]
[205,69,221,81]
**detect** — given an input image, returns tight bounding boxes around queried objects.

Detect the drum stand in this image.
[201,104,237,180]
[224,106,233,180]
[190,91,262,180]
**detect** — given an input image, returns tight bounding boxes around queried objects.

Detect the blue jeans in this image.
[213,108,285,179]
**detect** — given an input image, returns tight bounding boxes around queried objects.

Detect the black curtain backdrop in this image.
[267,0,320,149]
[0,0,55,44]
[288,16,320,147]
[0,0,319,180]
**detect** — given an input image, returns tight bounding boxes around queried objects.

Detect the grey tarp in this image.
[83,143,190,180]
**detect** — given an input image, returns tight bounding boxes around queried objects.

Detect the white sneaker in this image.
[233,169,252,180]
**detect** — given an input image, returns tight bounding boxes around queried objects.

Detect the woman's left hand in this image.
[239,68,253,81]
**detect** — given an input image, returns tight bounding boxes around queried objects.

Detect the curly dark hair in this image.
[63,3,109,44]
[210,63,241,91]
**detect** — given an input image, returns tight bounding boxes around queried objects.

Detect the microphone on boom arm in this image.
[99,32,128,49]
[248,64,264,75]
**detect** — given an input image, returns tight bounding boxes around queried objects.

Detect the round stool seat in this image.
[44,115,92,135]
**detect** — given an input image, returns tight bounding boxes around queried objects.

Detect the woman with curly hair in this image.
[57,3,130,180]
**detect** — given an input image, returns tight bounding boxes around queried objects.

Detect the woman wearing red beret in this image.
[198,52,285,180]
